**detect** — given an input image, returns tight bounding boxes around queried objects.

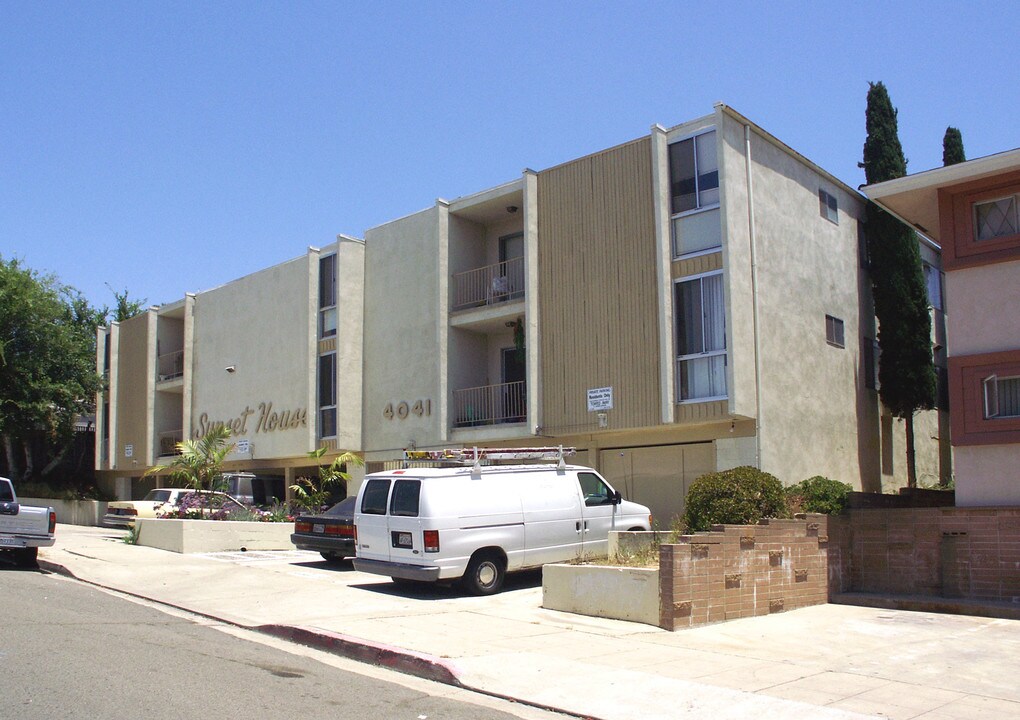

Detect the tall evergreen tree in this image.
[942,127,966,166]
[861,82,936,488]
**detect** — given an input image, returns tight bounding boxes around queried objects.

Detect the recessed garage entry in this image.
[599,443,714,528]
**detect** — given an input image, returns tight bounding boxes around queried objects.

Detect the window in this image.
[984,375,1020,419]
[360,479,390,515]
[922,262,944,310]
[864,337,880,390]
[578,472,613,507]
[319,254,337,338]
[675,272,726,401]
[390,480,421,517]
[974,194,1018,242]
[819,189,839,224]
[825,315,845,348]
[318,353,337,438]
[669,130,719,215]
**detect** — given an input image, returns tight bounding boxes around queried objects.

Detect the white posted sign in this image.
[587,386,613,412]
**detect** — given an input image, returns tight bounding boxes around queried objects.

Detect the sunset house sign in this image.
[192,402,307,439]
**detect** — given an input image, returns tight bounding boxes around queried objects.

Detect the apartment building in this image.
[865,148,1020,506]
[362,104,946,523]
[95,237,365,500]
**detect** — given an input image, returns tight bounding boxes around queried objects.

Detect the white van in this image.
[352,451,651,594]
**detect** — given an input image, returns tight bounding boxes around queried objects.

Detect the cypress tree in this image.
[861,81,937,488]
[943,127,966,166]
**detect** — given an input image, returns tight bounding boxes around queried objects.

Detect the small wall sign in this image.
[587,386,613,412]
[124,444,134,458]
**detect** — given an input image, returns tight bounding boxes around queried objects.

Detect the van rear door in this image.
[385,478,423,565]
[355,477,393,563]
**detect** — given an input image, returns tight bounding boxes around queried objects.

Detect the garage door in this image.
[598,443,714,529]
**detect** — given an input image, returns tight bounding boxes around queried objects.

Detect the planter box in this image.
[135,518,296,554]
[20,497,108,527]
[543,563,659,627]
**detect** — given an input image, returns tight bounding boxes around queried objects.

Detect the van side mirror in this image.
[612,490,622,506]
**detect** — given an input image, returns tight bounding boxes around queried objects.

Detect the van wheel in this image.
[14,547,38,568]
[462,553,505,595]
[627,527,645,532]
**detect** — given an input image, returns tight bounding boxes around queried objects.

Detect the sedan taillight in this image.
[295,522,312,533]
[423,530,439,553]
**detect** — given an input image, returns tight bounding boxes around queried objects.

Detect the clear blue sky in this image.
[3,1,1017,310]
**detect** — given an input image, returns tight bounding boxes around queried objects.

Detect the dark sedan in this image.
[291,497,355,563]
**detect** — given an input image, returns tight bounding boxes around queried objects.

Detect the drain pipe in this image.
[744,124,763,470]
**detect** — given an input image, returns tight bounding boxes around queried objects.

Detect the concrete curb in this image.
[256,624,463,686]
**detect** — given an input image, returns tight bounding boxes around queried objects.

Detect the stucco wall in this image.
[954,445,1020,506]
[946,259,1020,357]
[335,238,365,451]
[190,255,313,461]
[114,310,155,470]
[363,207,444,455]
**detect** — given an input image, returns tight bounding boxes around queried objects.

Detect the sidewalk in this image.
[39,525,1020,720]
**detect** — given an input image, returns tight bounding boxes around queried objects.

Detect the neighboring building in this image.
[865,148,1020,506]
[361,103,946,523]
[95,236,365,500]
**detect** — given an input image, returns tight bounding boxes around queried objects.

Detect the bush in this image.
[682,466,787,532]
[785,476,851,515]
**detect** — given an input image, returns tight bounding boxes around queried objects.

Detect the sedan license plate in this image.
[392,531,413,549]
[312,524,325,534]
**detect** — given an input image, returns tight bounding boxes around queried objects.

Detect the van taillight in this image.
[423,530,439,553]
[49,511,56,534]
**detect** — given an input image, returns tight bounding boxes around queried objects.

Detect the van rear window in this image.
[361,479,390,515]
[390,480,420,517]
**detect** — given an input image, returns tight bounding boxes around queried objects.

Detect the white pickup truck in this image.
[0,476,56,567]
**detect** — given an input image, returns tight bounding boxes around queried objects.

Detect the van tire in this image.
[462,552,505,595]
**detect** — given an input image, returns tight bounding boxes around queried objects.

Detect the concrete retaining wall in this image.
[135,518,295,553]
[20,497,108,527]
[543,564,660,627]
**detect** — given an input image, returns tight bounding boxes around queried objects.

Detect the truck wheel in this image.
[14,547,38,568]
[462,553,505,595]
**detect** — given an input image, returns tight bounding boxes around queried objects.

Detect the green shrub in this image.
[682,466,787,532]
[785,476,851,515]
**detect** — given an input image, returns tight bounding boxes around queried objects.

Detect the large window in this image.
[922,262,944,311]
[974,194,1018,242]
[984,375,1020,419]
[319,254,337,338]
[669,130,719,215]
[318,352,337,438]
[675,272,727,402]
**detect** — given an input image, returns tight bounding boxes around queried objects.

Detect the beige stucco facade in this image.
[96,238,365,500]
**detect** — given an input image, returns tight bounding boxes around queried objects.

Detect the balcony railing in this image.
[159,429,184,457]
[158,350,184,382]
[452,257,525,311]
[452,381,526,428]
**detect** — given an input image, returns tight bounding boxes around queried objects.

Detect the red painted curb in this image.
[257,624,463,686]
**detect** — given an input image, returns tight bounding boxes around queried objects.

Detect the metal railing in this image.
[452,257,525,311]
[452,381,527,427]
[157,350,184,382]
[159,429,184,456]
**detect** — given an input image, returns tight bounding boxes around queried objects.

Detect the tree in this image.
[0,257,105,486]
[860,82,937,488]
[942,127,966,166]
[290,446,364,512]
[144,425,234,491]
[105,283,147,322]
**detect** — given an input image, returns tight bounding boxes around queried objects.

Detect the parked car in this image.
[103,489,258,527]
[291,497,355,563]
[353,450,652,595]
[0,476,56,567]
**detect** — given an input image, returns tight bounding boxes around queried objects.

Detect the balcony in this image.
[452,257,524,312]
[159,429,184,457]
[452,381,526,428]
[157,350,184,382]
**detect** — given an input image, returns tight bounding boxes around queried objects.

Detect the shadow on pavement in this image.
[350,568,544,599]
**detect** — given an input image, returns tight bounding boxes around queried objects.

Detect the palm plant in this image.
[290,446,363,512]
[144,425,234,491]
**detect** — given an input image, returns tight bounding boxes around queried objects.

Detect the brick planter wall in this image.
[659,516,832,631]
[837,507,1020,603]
